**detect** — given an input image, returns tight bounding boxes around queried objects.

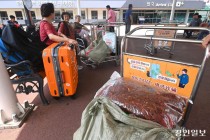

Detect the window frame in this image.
[91,11,98,19]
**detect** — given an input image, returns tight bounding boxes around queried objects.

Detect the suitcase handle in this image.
[60,71,65,84]
[69,44,74,50]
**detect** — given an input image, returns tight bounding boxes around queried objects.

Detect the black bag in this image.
[26,21,48,49]
[1,24,44,71]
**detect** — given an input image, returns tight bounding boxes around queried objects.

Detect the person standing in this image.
[74,15,91,45]
[106,5,116,32]
[125,4,133,34]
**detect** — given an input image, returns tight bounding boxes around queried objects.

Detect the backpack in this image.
[26,21,49,49]
[57,21,70,37]
[1,24,44,75]
[0,38,32,76]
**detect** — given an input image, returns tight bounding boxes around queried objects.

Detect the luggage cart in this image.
[79,22,124,69]
[121,26,209,139]
[144,22,179,58]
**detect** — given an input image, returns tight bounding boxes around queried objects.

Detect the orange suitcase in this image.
[42,42,78,97]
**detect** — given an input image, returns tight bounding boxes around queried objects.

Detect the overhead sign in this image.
[16,0,75,8]
[122,0,205,9]
[146,1,184,7]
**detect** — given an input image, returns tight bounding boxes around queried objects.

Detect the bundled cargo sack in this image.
[88,39,111,63]
[96,77,187,129]
[79,31,111,63]
[78,40,97,57]
[73,97,177,140]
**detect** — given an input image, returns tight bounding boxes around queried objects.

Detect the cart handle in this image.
[109,22,125,25]
[127,26,210,35]
[123,26,209,57]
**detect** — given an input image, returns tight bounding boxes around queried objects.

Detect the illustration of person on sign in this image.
[177,69,189,88]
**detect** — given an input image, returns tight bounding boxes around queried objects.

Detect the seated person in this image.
[197,21,210,40]
[39,3,77,46]
[57,12,75,40]
[73,15,91,45]
[57,12,83,70]
[7,15,19,25]
[184,13,202,38]
[40,4,83,70]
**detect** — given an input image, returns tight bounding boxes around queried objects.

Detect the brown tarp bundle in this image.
[73,97,177,140]
[96,78,187,129]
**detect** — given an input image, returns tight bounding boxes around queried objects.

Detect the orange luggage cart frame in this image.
[120,26,210,134]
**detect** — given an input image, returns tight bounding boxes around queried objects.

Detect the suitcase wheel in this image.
[70,94,77,100]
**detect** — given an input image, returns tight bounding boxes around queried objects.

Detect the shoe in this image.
[78,65,83,70]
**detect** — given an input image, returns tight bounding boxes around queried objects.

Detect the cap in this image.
[106,5,110,8]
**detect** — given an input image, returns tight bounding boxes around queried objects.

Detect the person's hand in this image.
[202,34,210,48]
[68,39,78,46]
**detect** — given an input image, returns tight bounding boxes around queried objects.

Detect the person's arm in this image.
[107,11,112,21]
[0,24,3,29]
[202,34,210,48]
[58,22,65,36]
[130,15,133,24]
[188,20,193,27]
[76,22,89,32]
[82,25,90,32]
[44,23,77,45]
[48,33,77,45]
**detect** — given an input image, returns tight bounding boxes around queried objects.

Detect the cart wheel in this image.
[169,53,173,58]
[91,64,97,69]
[53,97,60,100]
[147,50,153,56]
[154,48,158,54]
[115,60,120,67]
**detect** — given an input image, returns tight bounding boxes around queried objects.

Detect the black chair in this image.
[1,24,49,105]
[5,60,49,105]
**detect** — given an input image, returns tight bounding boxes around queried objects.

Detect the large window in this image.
[55,10,61,20]
[123,10,189,24]
[66,10,73,19]
[91,11,98,19]
[174,11,186,23]
[15,11,23,20]
[30,11,36,20]
[0,11,8,20]
[81,11,85,19]
[103,10,106,19]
